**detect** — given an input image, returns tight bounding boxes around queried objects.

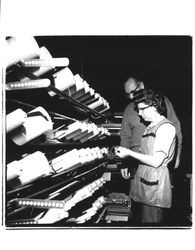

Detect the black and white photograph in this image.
[4,35,192,228]
[0,0,194,249]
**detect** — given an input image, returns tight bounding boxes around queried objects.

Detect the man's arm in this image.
[165,96,182,168]
[120,104,135,178]
[120,108,133,148]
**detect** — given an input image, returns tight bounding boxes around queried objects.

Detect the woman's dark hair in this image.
[134,89,167,117]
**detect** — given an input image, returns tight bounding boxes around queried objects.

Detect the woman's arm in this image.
[115,123,176,168]
[115,147,166,168]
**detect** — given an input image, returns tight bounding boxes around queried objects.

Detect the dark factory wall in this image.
[35,36,192,174]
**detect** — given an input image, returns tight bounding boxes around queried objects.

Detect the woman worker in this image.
[115,89,176,225]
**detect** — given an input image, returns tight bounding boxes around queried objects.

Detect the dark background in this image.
[35,36,192,174]
[6,36,192,226]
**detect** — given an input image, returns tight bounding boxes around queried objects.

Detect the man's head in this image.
[124,77,144,100]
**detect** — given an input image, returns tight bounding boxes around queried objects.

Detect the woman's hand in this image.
[115,146,131,158]
[121,168,131,179]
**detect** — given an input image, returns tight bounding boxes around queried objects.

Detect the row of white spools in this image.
[37,196,106,224]
[5,37,111,222]
[75,196,106,224]
[5,37,67,74]
[5,36,110,113]
[16,175,108,209]
[6,107,110,145]
[49,120,110,142]
[51,147,109,173]
[6,107,53,145]
[9,173,110,224]
[7,147,109,188]
[37,176,108,224]
[48,69,110,113]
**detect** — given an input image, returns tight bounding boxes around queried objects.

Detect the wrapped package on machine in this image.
[7,151,50,186]
[6,79,51,90]
[70,74,85,96]
[37,209,69,224]
[62,72,86,97]
[51,149,81,173]
[93,147,105,160]
[5,36,40,68]
[71,75,90,99]
[6,108,27,133]
[73,83,91,100]
[7,160,21,181]
[51,148,78,166]
[11,106,53,146]
[81,147,96,163]
[21,47,69,68]
[77,148,90,164]
[48,67,76,97]
[19,46,55,81]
